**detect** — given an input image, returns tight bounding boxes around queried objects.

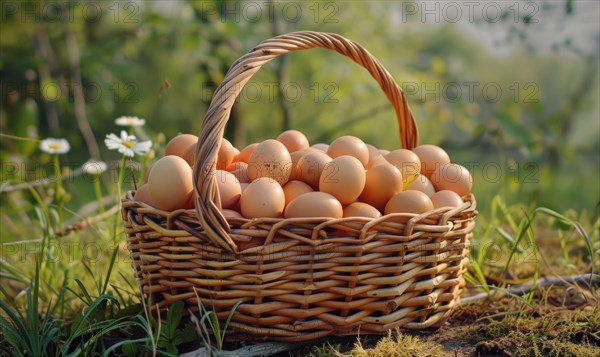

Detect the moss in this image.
[463,303,600,356]
[347,329,451,357]
[462,320,511,342]
[515,333,599,357]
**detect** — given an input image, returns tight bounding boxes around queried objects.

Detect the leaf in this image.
[174,324,195,346]
[167,300,185,328]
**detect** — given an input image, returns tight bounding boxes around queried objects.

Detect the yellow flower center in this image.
[123,140,135,148]
[49,144,60,150]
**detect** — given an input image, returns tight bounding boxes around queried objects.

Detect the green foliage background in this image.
[1,0,599,213]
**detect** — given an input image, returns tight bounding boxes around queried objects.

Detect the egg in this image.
[277,130,309,153]
[360,162,403,211]
[133,184,157,207]
[412,144,451,177]
[379,149,390,156]
[236,237,265,251]
[284,192,343,218]
[165,134,198,166]
[235,143,258,163]
[319,156,366,205]
[430,163,472,196]
[143,163,154,184]
[289,149,310,181]
[240,183,249,192]
[296,151,332,189]
[343,202,381,218]
[384,190,434,215]
[148,155,194,211]
[184,192,196,209]
[366,144,384,169]
[431,190,464,209]
[217,138,235,170]
[227,161,250,183]
[214,170,241,209]
[282,180,313,206]
[240,177,285,218]
[311,143,329,152]
[327,136,369,167]
[232,147,240,158]
[222,209,243,220]
[406,174,436,197]
[385,149,421,185]
[247,139,292,185]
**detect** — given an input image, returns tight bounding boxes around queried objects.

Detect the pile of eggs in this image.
[134,130,472,221]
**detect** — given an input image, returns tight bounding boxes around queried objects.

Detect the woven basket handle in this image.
[193,31,418,253]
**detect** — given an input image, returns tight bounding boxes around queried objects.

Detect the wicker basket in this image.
[122,31,477,342]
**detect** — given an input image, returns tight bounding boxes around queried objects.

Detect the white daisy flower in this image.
[82,160,108,176]
[115,116,145,127]
[105,131,152,157]
[39,138,70,154]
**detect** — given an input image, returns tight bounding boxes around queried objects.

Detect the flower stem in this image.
[53,154,64,231]
[117,155,127,201]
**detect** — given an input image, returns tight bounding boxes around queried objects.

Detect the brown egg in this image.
[148,156,194,211]
[412,144,451,177]
[284,192,343,218]
[282,180,313,206]
[247,139,292,185]
[277,130,309,153]
[143,163,154,184]
[222,209,243,220]
[343,202,381,218]
[227,161,250,183]
[240,177,285,218]
[235,143,258,163]
[236,236,265,251]
[430,163,472,196]
[431,190,464,209]
[296,151,332,189]
[232,147,240,158]
[311,143,329,152]
[217,138,235,170]
[406,174,436,197]
[327,136,369,167]
[183,192,196,209]
[366,144,384,169]
[165,134,198,166]
[214,170,241,209]
[319,156,366,205]
[385,149,421,185]
[384,191,434,215]
[133,184,156,207]
[289,149,310,181]
[360,162,403,211]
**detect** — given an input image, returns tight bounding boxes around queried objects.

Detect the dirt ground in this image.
[274,284,599,357]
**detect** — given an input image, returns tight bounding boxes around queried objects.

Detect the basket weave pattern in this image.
[122,31,477,342]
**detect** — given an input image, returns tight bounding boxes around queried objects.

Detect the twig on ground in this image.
[461,274,598,305]
[179,341,312,357]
